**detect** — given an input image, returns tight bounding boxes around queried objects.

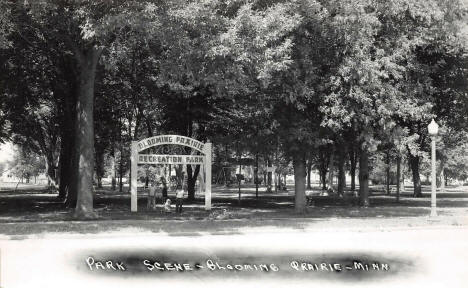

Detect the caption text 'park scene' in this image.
[0,0,467,262]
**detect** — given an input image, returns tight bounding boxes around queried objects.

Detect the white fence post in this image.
[131,141,138,212]
[204,140,212,210]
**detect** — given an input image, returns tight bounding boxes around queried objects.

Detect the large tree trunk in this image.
[65,139,78,208]
[359,146,370,207]
[349,148,357,192]
[175,165,185,185]
[267,158,272,187]
[293,152,307,213]
[118,148,124,192]
[320,168,327,190]
[58,118,77,207]
[187,164,200,200]
[145,173,149,188]
[396,154,401,203]
[400,158,405,192]
[44,154,57,190]
[409,153,422,197]
[110,148,116,191]
[337,144,346,196]
[56,54,79,205]
[255,154,259,200]
[127,112,141,193]
[58,128,74,201]
[73,47,101,219]
[306,159,312,189]
[319,147,328,190]
[57,140,68,200]
[328,146,335,189]
[386,150,390,195]
[293,154,306,213]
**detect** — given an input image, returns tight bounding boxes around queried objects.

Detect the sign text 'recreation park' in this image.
[138,154,204,165]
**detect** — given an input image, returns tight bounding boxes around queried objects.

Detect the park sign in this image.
[138,154,204,165]
[137,135,205,153]
[130,135,212,212]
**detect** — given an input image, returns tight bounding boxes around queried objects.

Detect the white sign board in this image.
[138,154,204,165]
[130,135,212,212]
[137,135,205,153]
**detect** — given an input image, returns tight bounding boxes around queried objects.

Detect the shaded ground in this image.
[0,183,467,236]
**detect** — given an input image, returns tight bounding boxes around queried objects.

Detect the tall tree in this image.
[39,1,170,217]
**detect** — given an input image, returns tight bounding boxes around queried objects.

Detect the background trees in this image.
[6,146,45,185]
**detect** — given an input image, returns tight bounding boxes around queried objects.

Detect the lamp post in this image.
[428,119,439,217]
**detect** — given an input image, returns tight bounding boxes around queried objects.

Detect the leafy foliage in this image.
[1,0,468,214]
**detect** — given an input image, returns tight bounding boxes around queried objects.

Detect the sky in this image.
[0,142,14,163]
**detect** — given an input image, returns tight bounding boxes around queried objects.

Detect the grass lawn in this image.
[0,183,467,236]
